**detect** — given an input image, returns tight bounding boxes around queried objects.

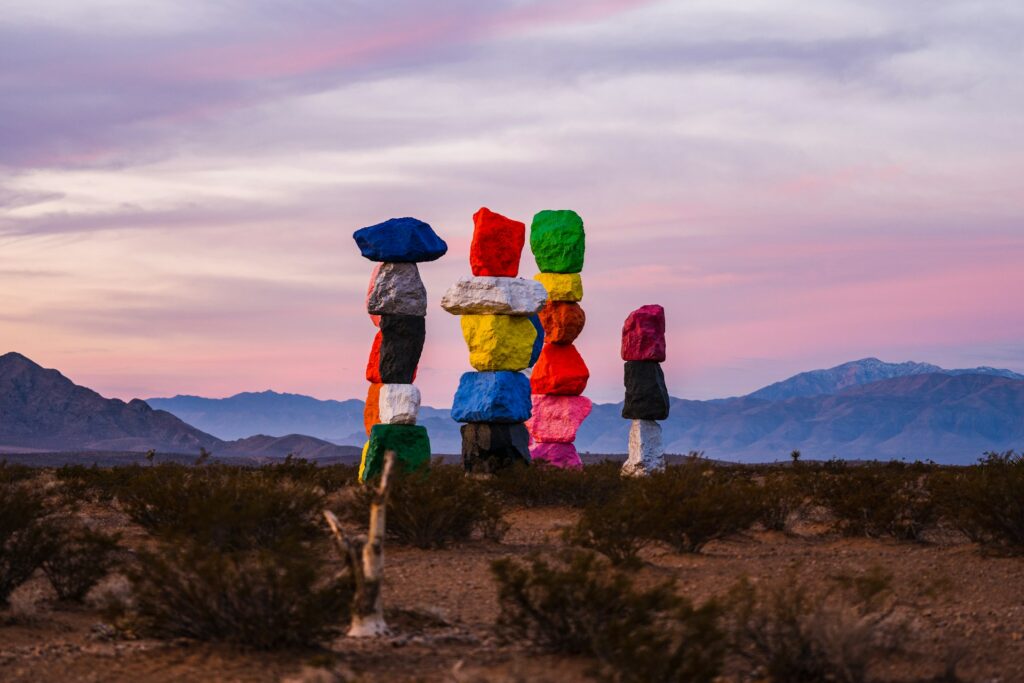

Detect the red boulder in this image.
[531,343,589,396]
[470,207,526,277]
[538,301,586,344]
[621,304,665,362]
[365,331,383,383]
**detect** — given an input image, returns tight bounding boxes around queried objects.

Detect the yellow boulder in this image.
[357,440,371,482]
[461,314,538,371]
[534,272,583,302]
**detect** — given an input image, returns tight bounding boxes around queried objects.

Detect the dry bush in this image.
[931,451,1024,553]
[121,540,352,649]
[41,523,121,602]
[485,460,625,508]
[756,469,808,532]
[814,461,937,541]
[563,484,651,567]
[0,483,54,606]
[492,550,724,683]
[261,456,358,493]
[118,464,323,551]
[344,464,507,548]
[725,568,899,683]
[0,461,38,485]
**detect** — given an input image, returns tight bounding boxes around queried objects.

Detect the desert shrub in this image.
[492,550,724,682]
[260,457,357,493]
[121,539,352,649]
[55,463,153,504]
[486,460,625,508]
[564,489,652,567]
[0,483,55,606]
[0,460,37,485]
[641,462,761,553]
[757,469,808,532]
[725,569,898,683]
[931,452,1024,553]
[41,523,121,602]
[344,464,507,548]
[814,461,936,541]
[118,464,323,551]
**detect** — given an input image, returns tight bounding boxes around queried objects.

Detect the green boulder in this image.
[530,210,585,274]
[360,424,431,481]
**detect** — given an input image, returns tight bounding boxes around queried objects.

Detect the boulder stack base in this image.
[527,209,590,468]
[354,217,446,481]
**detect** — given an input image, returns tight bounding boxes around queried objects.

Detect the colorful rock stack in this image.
[525,210,592,469]
[442,207,547,473]
[354,217,447,481]
[620,304,669,476]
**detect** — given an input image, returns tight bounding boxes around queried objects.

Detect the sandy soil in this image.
[1,506,1022,682]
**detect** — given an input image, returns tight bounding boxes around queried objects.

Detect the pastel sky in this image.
[2,0,1022,407]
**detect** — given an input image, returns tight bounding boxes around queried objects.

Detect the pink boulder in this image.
[526,394,592,443]
[530,442,583,469]
[621,304,665,362]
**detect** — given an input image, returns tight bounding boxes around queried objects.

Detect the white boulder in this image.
[440,276,547,316]
[379,384,420,425]
[621,419,664,476]
[366,263,427,316]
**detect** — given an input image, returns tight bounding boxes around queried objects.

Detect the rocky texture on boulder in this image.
[361,423,431,480]
[621,419,664,475]
[366,262,428,317]
[353,217,448,263]
[529,441,583,469]
[621,304,665,362]
[441,276,546,316]
[622,360,670,421]
[470,207,526,277]
[538,301,585,344]
[378,384,420,425]
[534,272,583,302]
[461,422,530,473]
[529,209,585,273]
[354,218,443,480]
[530,343,589,396]
[461,315,537,371]
[451,371,532,424]
[378,315,425,384]
[525,395,593,443]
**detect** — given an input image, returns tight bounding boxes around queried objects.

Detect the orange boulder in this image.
[530,343,589,396]
[538,301,586,344]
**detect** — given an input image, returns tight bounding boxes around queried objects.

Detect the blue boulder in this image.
[451,371,531,423]
[528,313,544,367]
[353,217,448,262]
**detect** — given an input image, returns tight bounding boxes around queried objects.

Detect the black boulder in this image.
[379,314,425,383]
[622,360,670,420]
[461,422,530,473]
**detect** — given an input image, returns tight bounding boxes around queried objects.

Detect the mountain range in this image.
[0,352,360,461]
[2,352,1022,464]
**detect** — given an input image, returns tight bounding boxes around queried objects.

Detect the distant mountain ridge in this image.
[746,357,1024,401]
[0,353,359,461]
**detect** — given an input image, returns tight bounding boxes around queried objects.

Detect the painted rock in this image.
[366,262,427,317]
[526,394,593,443]
[353,217,448,263]
[470,207,526,277]
[461,422,531,473]
[379,383,420,425]
[530,343,589,396]
[451,371,532,423]
[360,423,431,481]
[621,419,665,476]
[365,331,383,384]
[530,441,583,469]
[441,276,547,316]
[363,382,383,436]
[379,314,424,383]
[622,360,670,420]
[366,264,381,327]
[621,304,665,362]
[461,315,537,372]
[538,301,585,344]
[528,313,544,367]
[530,209,585,274]
[534,273,583,302]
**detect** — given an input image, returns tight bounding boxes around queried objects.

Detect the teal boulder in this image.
[361,424,431,481]
[530,210,585,274]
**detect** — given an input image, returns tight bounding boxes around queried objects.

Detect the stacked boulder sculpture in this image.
[620,304,669,475]
[355,217,447,481]
[442,208,547,473]
[525,210,592,469]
